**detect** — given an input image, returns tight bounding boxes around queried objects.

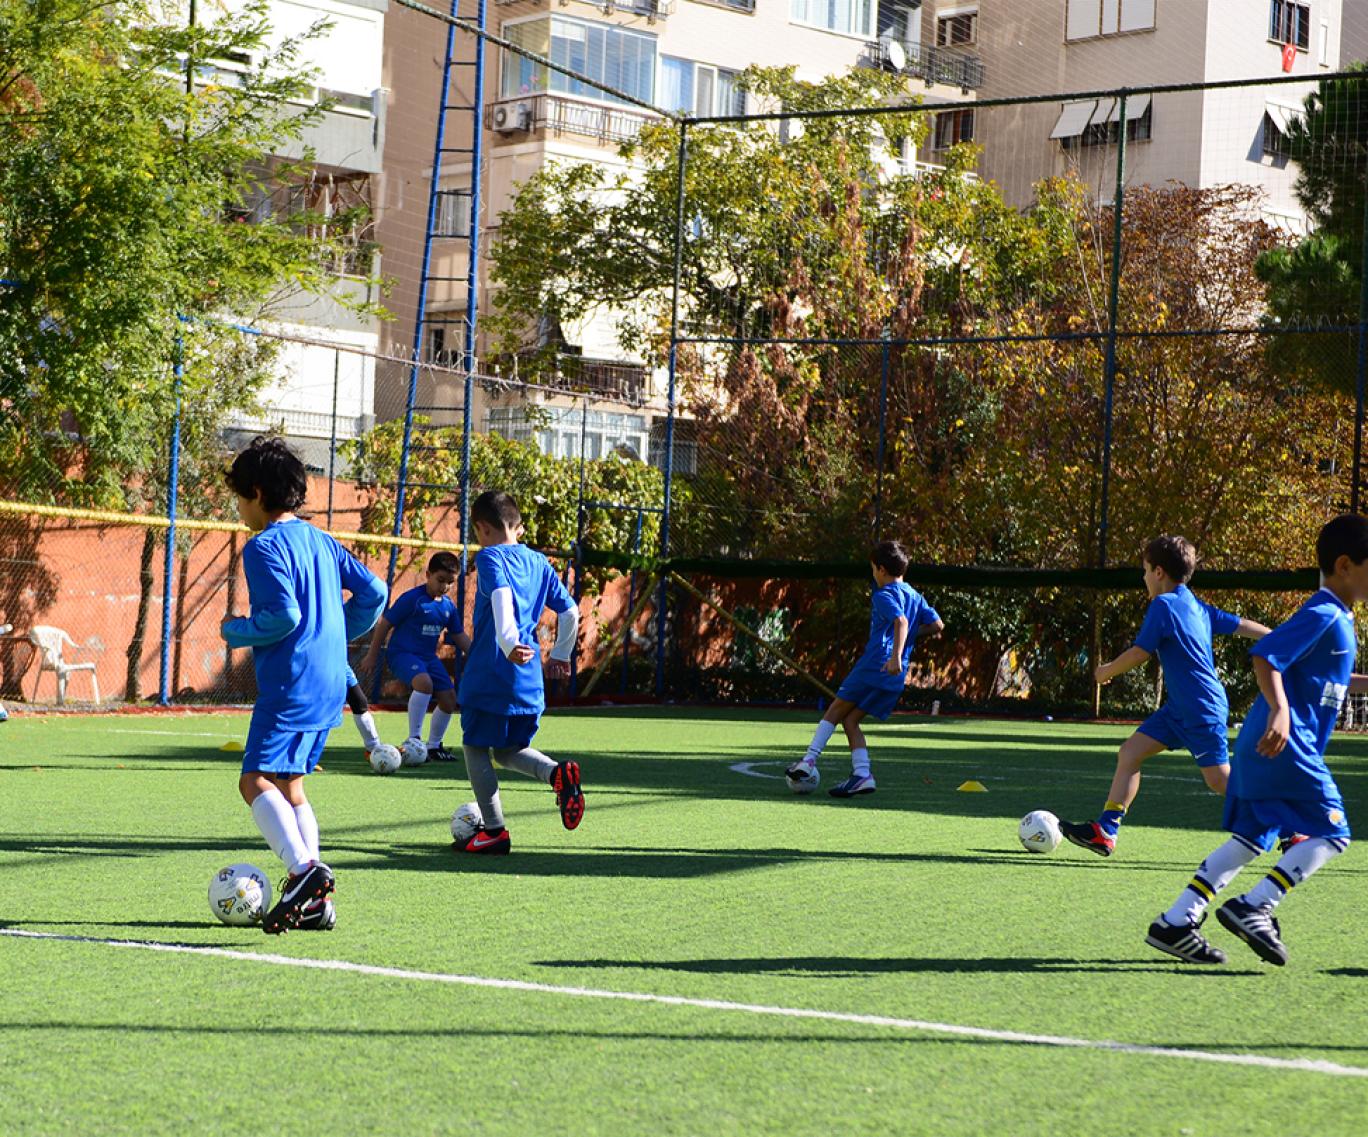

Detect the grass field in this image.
[3,706,1368,1136]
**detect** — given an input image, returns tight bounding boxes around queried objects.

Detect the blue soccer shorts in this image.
[834,675,902,722]
[1224,791,1351,852]
[242,718,329,776]
[461,708,539,750]
[387,650,454,693]
[1136,705,1229,768]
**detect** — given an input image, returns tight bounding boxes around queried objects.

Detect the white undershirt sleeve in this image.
[550,604,579,662]
[491,587,521,658]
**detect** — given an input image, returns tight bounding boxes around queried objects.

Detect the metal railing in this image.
[866,41,986,91]
[486,92,660,146]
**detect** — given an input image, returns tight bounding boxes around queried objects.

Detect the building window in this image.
[1261,101,1301,160]
[434,189,472,239]
[488,406,649,463]
[501,17,657,106]
[659,58,745,117]
[1065,0,1155,40]
[879,1,923,49]
[1054,95,1152,149]
[1269,0,1310,49]
[932,107,974,149]
[936,10,977,46]
[790,0,875,39]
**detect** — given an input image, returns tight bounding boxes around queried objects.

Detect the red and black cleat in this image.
[1059,820,1115,858]
[551,761,584,831]
[452,826,511,855]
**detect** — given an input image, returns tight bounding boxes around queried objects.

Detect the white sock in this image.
[1163,836,1261,926]
[428,709,452,747]
[407,690,431,739]
[1241,837,1348,910]
[354,710,380,751]
[293,801,320,864]
[251,790,312,876]
[804,719,837,763]
[851,747,871,779]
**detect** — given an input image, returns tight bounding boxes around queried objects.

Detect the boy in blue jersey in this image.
[452,490,582,854]
[785,540,942,798]
[1145,514,1368,966]
[1060,536,1269,857]
[360,552,471,762]
[221,437,386,933]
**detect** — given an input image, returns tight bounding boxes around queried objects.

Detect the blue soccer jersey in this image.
[458,544,575,717]
[1231,588,1356,802]
[223,520,385,732]
[844,581,940,692]
[384,585,463,658]
[1133,585,1241,728]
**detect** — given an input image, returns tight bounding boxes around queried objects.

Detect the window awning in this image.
[1101,92,1151,123]
[1264,99,1301,135]
[1050,99,1099,139]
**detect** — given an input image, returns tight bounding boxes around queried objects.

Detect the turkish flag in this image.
[1282,42,1297,72]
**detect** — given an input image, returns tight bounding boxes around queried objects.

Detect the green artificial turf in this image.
[2,708,1367,1136]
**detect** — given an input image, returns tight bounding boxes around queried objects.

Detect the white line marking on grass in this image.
[730,761,785,780]
[3,927,1365,1079]
[728,760,1194,786]
[104,729,234,739]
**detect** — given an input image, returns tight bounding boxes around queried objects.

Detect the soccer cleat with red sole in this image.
[453,826,511,855]
[1059,819,1115,858]
[551,761,584,830]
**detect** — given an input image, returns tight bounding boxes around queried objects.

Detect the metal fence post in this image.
[1097,91,1128,568]
[327,347,340,529]
[158,335,183,706]
[873,334,891,537]
[1352,165,1368,513]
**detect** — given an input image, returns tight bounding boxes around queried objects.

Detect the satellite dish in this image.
[885,39,907,71]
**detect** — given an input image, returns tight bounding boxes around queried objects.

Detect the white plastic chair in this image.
[28,625,100,706]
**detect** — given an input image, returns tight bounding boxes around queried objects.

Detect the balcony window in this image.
[502,16,657,106]
[659,57,745,117]
[1065,0,1155,40]
[791,0,875,39]
[932,107,974,149]
[1269,1,1310,49]
[488,405,649,462]
[936,10,977,46]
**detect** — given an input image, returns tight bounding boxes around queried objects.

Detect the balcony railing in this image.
[495,0,674,11]
[486,92,661,146]
[515,352,650,405]
[865,41,985,91]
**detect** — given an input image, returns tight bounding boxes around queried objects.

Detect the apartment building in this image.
[378,0,984,469]
[964,0,1341,227]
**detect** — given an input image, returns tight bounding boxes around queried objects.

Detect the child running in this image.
[1145,514,1368,965]
[1060,536,1269,857]
[221,437,386,933]
[452,491,583,854]
[786,540,942,798]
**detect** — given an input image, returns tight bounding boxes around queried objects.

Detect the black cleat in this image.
[551,761,584,830]
[1144,916,1226,964]
[427,745,459,763]
[828,773,876,798]
[1060,819,1115,857]
[1217,897,1288,966]
[296,898,336,931]
[262,861,335,935]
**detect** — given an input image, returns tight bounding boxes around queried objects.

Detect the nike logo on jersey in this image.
[1331,649,1353,656]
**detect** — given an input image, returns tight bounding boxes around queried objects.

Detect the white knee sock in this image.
[353,710,380,751]
[407,690,431,739]
[1163,836,1261,927]
[293,801,320,864]
[851,747,871,778]
[804,719,837,763]
[1241,837,1349,909]
[251,790,312,876]
[428,709,452,747]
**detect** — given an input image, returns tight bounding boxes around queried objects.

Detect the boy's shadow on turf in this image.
[533,955,1265,977]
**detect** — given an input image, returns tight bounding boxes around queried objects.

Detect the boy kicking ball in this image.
[221,437,386,933]
[787,540,942,798]
[1146,514,1368,966]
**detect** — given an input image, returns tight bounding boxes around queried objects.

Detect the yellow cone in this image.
[957,779,988,793]
[220,740,245,752]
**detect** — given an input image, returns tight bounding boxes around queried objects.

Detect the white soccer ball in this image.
[369,743,402,775]
[1019,810,1062,854]
[785,764,820,795]
[450,801,484,842]
[400,737,428,767]
[208,863,272,926]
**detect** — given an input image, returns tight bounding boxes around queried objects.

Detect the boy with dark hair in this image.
[786,539,943,798]
[222,436,386,933]
[1145,514,1368,965]
[1060,535,1269,857]
[453,490,582,854]
[360,551,471,762]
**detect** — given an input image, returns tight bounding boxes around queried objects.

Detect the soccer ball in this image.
[785,764,820,795]
[208,863,272,926]
[450,801,483,842]
[1018,810,1062,854]
[400,737,428,767]
[369,743,402,774]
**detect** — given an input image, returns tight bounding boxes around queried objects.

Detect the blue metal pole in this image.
[621,506,644,695]
[654,120,688,697]
[1097,91,1128,568]
[570,399,588,696]
[873,335,890,537]
[158,336,184,706]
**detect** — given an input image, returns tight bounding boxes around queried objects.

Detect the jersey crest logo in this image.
[1328,808,1346,826]
[1320,681,1348,711]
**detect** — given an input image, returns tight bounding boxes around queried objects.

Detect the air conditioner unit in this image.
[879,35,908,72]
[491,101,532,134]
[645,0,675,19]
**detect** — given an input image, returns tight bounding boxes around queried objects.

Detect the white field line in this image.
[104,729,236,739]
[2,927,1364,1079]
[729,760,1196,785]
